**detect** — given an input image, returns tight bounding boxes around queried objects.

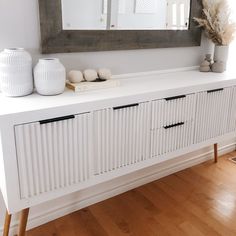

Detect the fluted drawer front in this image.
[151,121,194,158]
[15,113,92,199]
[93,102,151,175]
[151,94,196,129]
[194,87,232,143]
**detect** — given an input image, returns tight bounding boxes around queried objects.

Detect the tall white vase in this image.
[214,45,229,71]
[0,48,33,97]
[34,58,66,96]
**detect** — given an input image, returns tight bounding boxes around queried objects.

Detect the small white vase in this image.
[214,45,229,71]
[0,48,33,97]
[34,58,66,96]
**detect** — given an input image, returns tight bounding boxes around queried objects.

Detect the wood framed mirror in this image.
[38,0,202,54]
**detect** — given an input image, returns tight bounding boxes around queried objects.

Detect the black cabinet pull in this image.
[207,88,224,93]
[113,103,139,110]
[164,95,186,101]
[40,115,75,125]
[164,122,185,129]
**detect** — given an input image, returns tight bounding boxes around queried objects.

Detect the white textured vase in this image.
[34,58,66,96]
[214,45,229,71]
[0,48,33,97]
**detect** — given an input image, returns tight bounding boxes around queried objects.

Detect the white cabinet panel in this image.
[93,102,151,175]
[15,113,92,199]
[194,87,232,143]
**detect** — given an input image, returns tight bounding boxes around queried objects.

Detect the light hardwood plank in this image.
[27,153,236,236]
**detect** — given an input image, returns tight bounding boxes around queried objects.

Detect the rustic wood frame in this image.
[38,0,202,54]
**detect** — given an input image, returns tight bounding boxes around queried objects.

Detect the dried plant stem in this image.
[193,0,236,45]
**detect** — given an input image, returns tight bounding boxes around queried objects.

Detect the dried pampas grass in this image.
[194,0,236,45]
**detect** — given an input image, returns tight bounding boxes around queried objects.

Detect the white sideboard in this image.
[1,68,236,217]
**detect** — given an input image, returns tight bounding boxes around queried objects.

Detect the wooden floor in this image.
[27,151,236,236]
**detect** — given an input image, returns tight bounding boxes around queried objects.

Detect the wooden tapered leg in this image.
[3,211,12,236]
[214,143,218,163]
[18,208,30,236]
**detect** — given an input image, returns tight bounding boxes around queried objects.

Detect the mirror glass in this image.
[61,0,191,30]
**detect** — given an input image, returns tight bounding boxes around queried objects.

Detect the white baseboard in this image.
[2,142,235,236]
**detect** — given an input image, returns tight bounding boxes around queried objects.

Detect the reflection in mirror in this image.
[61,0,191,30]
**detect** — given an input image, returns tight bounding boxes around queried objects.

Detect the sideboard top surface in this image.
[0,69,236,123]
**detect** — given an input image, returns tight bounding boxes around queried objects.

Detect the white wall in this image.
[0,0,220,234]
[228,0,236,67]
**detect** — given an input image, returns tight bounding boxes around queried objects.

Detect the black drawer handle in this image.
[113,103,139,110]
[207,88,224,93]
[164,95,186,101]
[40,115,75,125]
[164,122,185,129]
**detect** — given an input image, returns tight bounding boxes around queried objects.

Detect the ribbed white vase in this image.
[0,48,33,97]
[34,58,66,96]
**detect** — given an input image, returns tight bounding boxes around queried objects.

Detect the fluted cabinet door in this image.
[93,102,151,175]
[194,87,232,143]
[14,113,92,200]
[228,87,236,132]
